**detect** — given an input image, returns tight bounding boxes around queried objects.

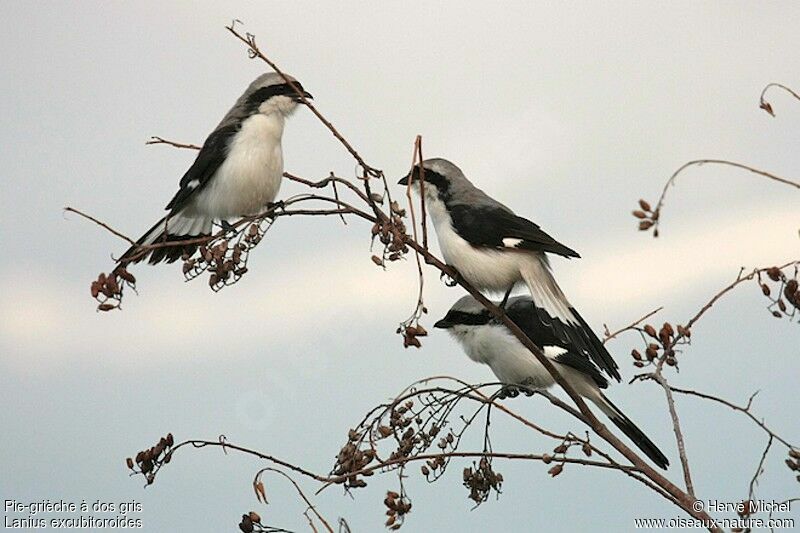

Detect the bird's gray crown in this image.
[404,158,513,212]
[218,72,309,127]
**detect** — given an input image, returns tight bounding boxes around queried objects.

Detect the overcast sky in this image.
[1,2,799,531]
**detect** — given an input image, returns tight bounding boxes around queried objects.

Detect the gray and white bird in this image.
[119,73,312,265]
[398,158,619,382]
[434,295,669,469]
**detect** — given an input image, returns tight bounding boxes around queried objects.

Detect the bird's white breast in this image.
[454,325,556,389]
[426,198,525,292]
[193,113,285,218]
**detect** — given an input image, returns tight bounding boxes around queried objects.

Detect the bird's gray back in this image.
[421,158,513,213]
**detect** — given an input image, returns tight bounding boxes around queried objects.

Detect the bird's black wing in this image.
[503,298,613,387]
[164,122,240,213]
[449,204,580,258]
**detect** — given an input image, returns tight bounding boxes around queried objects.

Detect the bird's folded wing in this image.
[505,298,620,383]
[449,204,580,258]
[165,123,240,213]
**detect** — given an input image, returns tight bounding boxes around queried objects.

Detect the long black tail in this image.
[599,394,670,469]
[117,213,212,265]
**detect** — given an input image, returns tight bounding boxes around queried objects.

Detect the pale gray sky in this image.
[1,1,798,531]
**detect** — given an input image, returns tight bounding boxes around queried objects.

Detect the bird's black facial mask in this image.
[397,166,450,197]
[244,82,312,112]
[434,310,492,329]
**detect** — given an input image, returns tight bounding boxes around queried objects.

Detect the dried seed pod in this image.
[639,220,654,231]
[97,303,116,312]
[248,512,260,524]
[421,465,429,476]
[581,442,592,457]
[766,267,782,282]
[639,199,652,211]
[126,457,134,469]
[645,346,658,360]
[548,464,564,477]
[378,426,393,438]
[643,324,657,338]
[405,336,421,348]
[390,201,406,217]
[117,269,136,284]
[90,281,101,298]
[786,279,799,294]
[553,444,568,454]
[631,349,642,361]
[239,514,254,533]
[761,284,771,297]
[371,255,383,267]
[632,210,647,219]
[166,433,174,447]
[778,299,787,312]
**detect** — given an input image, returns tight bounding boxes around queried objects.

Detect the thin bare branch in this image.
[64,207,136,246]
[759,83,800,117]
[603,307,664,345]
[225,23,380,177]
[669,387,795,449]
[641,160,799,236]
[255,468,334,533]
[146,136,201,150]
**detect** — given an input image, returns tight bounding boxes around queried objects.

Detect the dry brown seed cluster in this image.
[369,214,409,266]
[384,490,412,530]
[331,427,376,490]
[760,266,800,321]
[632,199,659,237]
[462,457,503,505]
[238,511,262,533]
[126,433,174,485]
[91,267,135,311]
[631,321,688,368]
[183,219,272,292]
[399,324,427,349]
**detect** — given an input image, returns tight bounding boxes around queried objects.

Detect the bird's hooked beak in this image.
[292,90,313,103]
[397,173,410,186]
[433,315,454,329]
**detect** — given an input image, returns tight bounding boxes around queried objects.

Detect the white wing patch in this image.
[502,238,523,248]
[187,179,200,189]
[543,345,568,358]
